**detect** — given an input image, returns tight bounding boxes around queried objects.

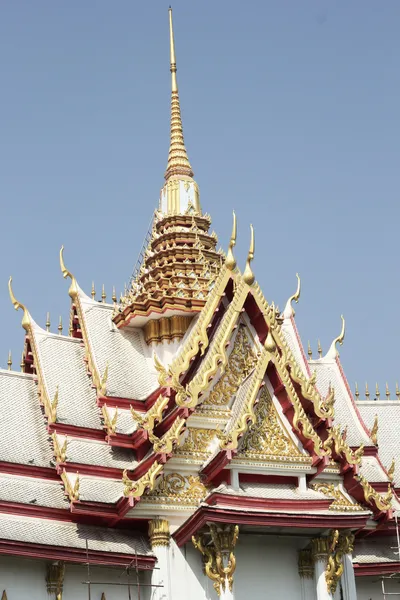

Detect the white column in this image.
[312,539,333,600]
[149,519,171,600]
[298,549,316,600]
[221,580,234,600]
[341,553,357,600]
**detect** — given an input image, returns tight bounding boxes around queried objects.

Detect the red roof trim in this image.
[206,492,332,512]
[354,562,400,576]
[0,462,59,481]
[0,539,155,569]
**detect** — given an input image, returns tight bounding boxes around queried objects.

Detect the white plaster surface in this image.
[356,575,399,600]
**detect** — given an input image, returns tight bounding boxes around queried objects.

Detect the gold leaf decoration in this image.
[175,428,216,458]
[144,472,208,505]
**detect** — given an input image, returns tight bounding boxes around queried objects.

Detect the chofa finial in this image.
[225,211,237,271]
[284,273,301,317]
[59,246,78,299]
[326,315,345,359]
[243,224,255,286]
[8,277,31,332]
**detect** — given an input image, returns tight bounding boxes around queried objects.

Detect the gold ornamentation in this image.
[144,315,192,345]
[202,325,257,408]
[356,475,392,512]
[298,549,313,579]
[130,394,169,431]
[239,385,303,459]
[148,518,170,548]
[225,211,237,271]
[311,537,329,561]
[59,246,78,300]
[154,354,169,387]
[312,482,363,512]
[46,561,65,600]
[52,433,68,463]
[242,224,255,286]
[145,473,207,505]
[323,426,364,466]
[175,428,216,457]
[325,530,354,595]
[370,414,378,445]
[100,362,109,396]
[61,470,79,502]
[49,385,59,424]
[284,273,301,316]
[149,416,185,453]
[123,461,163,498]
[388,458,396,482]
[192,524,239,596]
[102,405,118,435]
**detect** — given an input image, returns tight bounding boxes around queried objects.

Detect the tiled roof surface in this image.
[57,435,137,469]
[353,537,400,564]
[103,405,138,435]
[80,296,158,400]
[281,317,309,377]
[359,456,389,483]
[0,474,68,509]
[79,475,124,503]
[0,512,152,555]
[0,370,54,467]
[357,401,400,484]
[33,324,101,429]
[311,359,371,447]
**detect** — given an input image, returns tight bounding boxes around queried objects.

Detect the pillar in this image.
[298,549,316,600]
[311,538,332,600]
[148,518,171,600]
[341,551,357,600]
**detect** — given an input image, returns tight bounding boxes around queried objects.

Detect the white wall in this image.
[0,555,151,600]
[167,534,307,600]
[356,574,400,600]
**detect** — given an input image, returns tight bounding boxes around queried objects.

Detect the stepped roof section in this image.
[114,8,223,336]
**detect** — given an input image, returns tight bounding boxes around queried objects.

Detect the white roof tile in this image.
[0,474,68,509]
[32,324,101,429]
[80,296,158,400]
[0,370,54,468]
[79,475,124,503]
[359,456,389,483]
[0,512,152,555]
[57,435,137,470]
[353,537,400,564]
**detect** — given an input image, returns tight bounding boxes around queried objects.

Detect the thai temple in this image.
[1,8,400,600]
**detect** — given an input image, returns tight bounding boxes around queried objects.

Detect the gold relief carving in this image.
[323,426,364,466]
[148,518,170,548]
[154,354,169,387]
[175,428,216,457]
[388,458,396,482]
[311,537,329,561]
[102,405,118,435]
[149,416,185,453]
[202,325,257,408]
[370,414,379,445]
[356,475,392,512]
[61,470,79,502]
[52,433,68,463]
[145,472,208,504]
[122,461,163,498]
[192,524,239,596]
[325,530,355,595]
[298,549,313,579]
[130,394,169,431]
[311,482,364,512]
[46,561,65,599]
[239,385,303,459]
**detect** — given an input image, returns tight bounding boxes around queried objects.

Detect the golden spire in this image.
[58,316,63,335]
[365,382,370,399]
[307,341,312,359]
[20,351,25,372]
[91,282,96,300]
[46,312,51,332]
[112,286,117,303]
[225,211,237,271]
[386,382,390,399]
[7,350,12,371]
[243,224,255,286]
[375,383,380,400]
[164,7,193,181]
[8,277,31,332]
[397,382,400,399]
[317,339,322,358]
[355,382,359,400]
[101,284,106,303]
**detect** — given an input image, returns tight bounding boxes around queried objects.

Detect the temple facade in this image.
[1,8,399,600]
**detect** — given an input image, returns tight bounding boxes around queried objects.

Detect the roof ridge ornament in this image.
[59,246,78,300]
[325,315,345,359]
[225,211,237,271]
[8,277,31,332]
[243,224,255,286]
[283,273,301,318]
[164,7,193,181]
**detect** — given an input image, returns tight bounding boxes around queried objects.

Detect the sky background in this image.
[1,1,399,399]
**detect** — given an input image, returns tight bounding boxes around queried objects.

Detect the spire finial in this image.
[164,7,193,181]
[326,315,345,359]
[284,273,301,317]
[20,351,25,372]
[243,224,255,286]
[8,277,31,332]
[46,312,51,332]
[7,350,12,371]
[317,339,322,358]
[365,382,370,399]
[386,382,390,399]
[307,341,312,359]
[355,382,359,400]
[101,284,106,303]
[396,382,400,399]
[112,286,117,304]
[225,211,237,271]
[91,282,96,300]
[58,316,63,335]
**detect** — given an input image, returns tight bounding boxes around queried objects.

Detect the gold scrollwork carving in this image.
[356,475,392,512]
[323,426,364,466]
[311,482,364,512]
[175,428,216,457]
[192,524,239,596]
[148,416,185,454]
[145,472,208,505]
[130,394,169,432]
[325,529,354,595]
[122,461,163,498]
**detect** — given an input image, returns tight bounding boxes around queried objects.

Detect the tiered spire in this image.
[164,7,194,181]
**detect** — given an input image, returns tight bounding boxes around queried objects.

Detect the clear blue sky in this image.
[1,1,399,397]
